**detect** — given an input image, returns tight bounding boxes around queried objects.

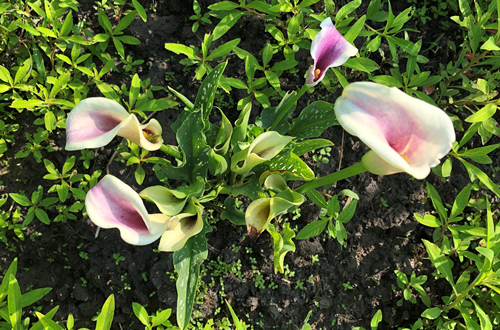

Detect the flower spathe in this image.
[86,175,170,245]
[334,82,455,179]
[306,17,358,87]
[65,97,163,151]
[158,201,204,252]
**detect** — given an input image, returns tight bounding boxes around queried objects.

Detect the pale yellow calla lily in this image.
[158,201,204,252]
[245,189,305,239]
[231,131,293,174]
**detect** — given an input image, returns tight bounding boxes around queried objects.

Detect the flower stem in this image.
[159,144,182,160]
[268,84,310,132]
[295,162,366,194]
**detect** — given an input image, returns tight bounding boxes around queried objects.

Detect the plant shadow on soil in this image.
[1,0,499,329]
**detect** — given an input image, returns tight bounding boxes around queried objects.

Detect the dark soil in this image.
[1,1,498,330]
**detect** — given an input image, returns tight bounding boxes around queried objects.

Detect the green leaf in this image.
[306,189,327,209]
[9,193,31,206]
[14,57,31,85]
[174,219,212,330]
[296,217,328,239]
[471,300,492,330]
[395,270,409,285]
[292,139,333,157]
[0,66,12,85]
[117,35,141,45]
[96,81,121,103]
[132,302,150,326]
[450,184,472,219]
[208,1,240,10]
[421,307,442,319]
[220,197,245,226]
[113,37,125,58]
[459,0,472,16]
[152,309,172,327]
[35,208,50,225]
[16,22,41,36]
[465,104,497,123]
[268,223,296,273]
[422,240,455,286]
[459,158,500,198]
[132,0,147,22]
[206,38,241,61]
[290,101,338,139]
[135,165,145,185]
[343,57,379,73]
[165,43,199,60]
[426,182,447,223]
[369,75,403,88]
[20,288,51,308]
[8,274,22,330]
[335,0,361,22]
[337,199,358,223]
[266,149,315,181]
[370,310,382,330]
[344,15,366,44]
[260,91,296,134]
[95,295,115,330]
[129,74,141,109]
[414,213,442,228]
[193,61,227,128]
[213,11,244,40]
[115,10,137,33]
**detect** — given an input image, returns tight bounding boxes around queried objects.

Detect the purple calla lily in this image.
[306,17,358,87]
[335,82,455,179]
[65,97,163,151]
[86,175,170,245]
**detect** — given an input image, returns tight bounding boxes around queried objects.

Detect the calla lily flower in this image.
[231,131,293,174]
[66,97,163,151]
[246,189,305,239]
[306,17,358,87]
[335,82,455,179]
[158,201,204,252]
[86,175,170,245]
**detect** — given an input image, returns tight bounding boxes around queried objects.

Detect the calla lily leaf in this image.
[139,186,187,216]
[268,223,296,274]
[220,197,245,226]
[265,149,315,181]
[208,149,228,176]
[86,175,169,245]
[335,82,455,179]
[231,131,293,174]
[306,17,358,87]
[158,201,204,252]
[231,102,252,153]
[66,97,163,151]
[289,101,339,139]
[161,112,210,183]
[214,109,233,156]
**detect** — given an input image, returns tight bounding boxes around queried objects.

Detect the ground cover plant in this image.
[0,0,500,329]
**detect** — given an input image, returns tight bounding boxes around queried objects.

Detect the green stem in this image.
[268,84,310,131]
[445,50,490,87]
[159,144,182,160]
[295,162,366,194]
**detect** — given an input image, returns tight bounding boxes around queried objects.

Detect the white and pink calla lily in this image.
[335,82,455,179]
[306,17,358,87]
[86,175,170,245]
[65,97,163,151]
